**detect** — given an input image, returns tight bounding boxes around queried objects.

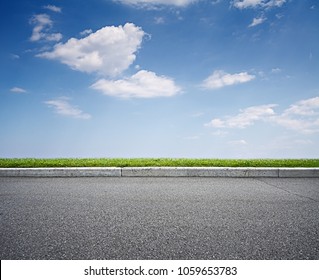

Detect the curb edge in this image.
[0,167,319,178]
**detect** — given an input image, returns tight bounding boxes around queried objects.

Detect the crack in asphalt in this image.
[255,178,319,203]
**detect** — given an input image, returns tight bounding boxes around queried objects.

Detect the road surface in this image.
[0,177,318,259]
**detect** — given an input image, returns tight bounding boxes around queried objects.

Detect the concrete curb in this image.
[0,167,121,177]
[0,167,319,178]
[122,167,280,177]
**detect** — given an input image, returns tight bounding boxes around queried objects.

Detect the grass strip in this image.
[0,158,319,168]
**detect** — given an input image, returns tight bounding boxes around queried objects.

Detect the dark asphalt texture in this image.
[0,177,318,260]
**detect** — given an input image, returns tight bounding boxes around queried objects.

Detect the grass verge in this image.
[0,158,319,168]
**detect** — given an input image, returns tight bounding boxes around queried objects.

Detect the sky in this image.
[0,0,319,158]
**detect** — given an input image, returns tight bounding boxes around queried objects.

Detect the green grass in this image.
[0,158,319,168]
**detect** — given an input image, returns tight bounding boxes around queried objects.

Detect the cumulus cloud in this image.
[30,14,62,42]
[205,104,277,128]
[91,70,182,98]
[206,97,319,134]
[10,87,27,93]
[249,16,267,27]
[232,0,286,9]
[272,97,319,134]
[202,70,255,89]
[45,98,91,119]
[38,22,181,99]
[114,0,199,7]
[38,23,145,76]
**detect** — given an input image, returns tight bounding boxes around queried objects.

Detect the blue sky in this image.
[1,0,318,158]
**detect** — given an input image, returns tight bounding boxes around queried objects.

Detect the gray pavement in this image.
[0,177,318,260]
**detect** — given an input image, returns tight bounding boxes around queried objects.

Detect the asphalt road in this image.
[0,177,318,260]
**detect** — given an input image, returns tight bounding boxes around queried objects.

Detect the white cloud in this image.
[114,0,199,7]
[38,23,145,76]
[30,14,51,41]
[232,0,286,9]
[45,98,91,119]
[38,22,180,100]
[45,33,63,41]
[283,97,319,116]
[91,70,182,98]
[80,29,93,36]
[43,5,62,13]
[272,116,314,134]
[202,70,255,89]
[207,118,225,128]
[233,0,263,9]
[10,87,27,93]
[271,97,319,134]
[264,0,286,8]
[30,14,62,42]
[205,104,277,128]
[206,97,319,134]
[249,16,267,27]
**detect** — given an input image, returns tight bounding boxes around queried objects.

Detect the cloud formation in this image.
[114,0,198,7]
[37,22,182,99]
[91,70,181,98]
[202,70,255,89]
[45,98,91,119]
[43,5,62,13]
[80,29,93,36]
[273,97,319,134]
[249,16,267,27]
[38,23,145,76]
[206,97,319,134]
[30,14,62,42]
[232,0,286,9]
[10,87,27,93]
[206,104,277,128]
